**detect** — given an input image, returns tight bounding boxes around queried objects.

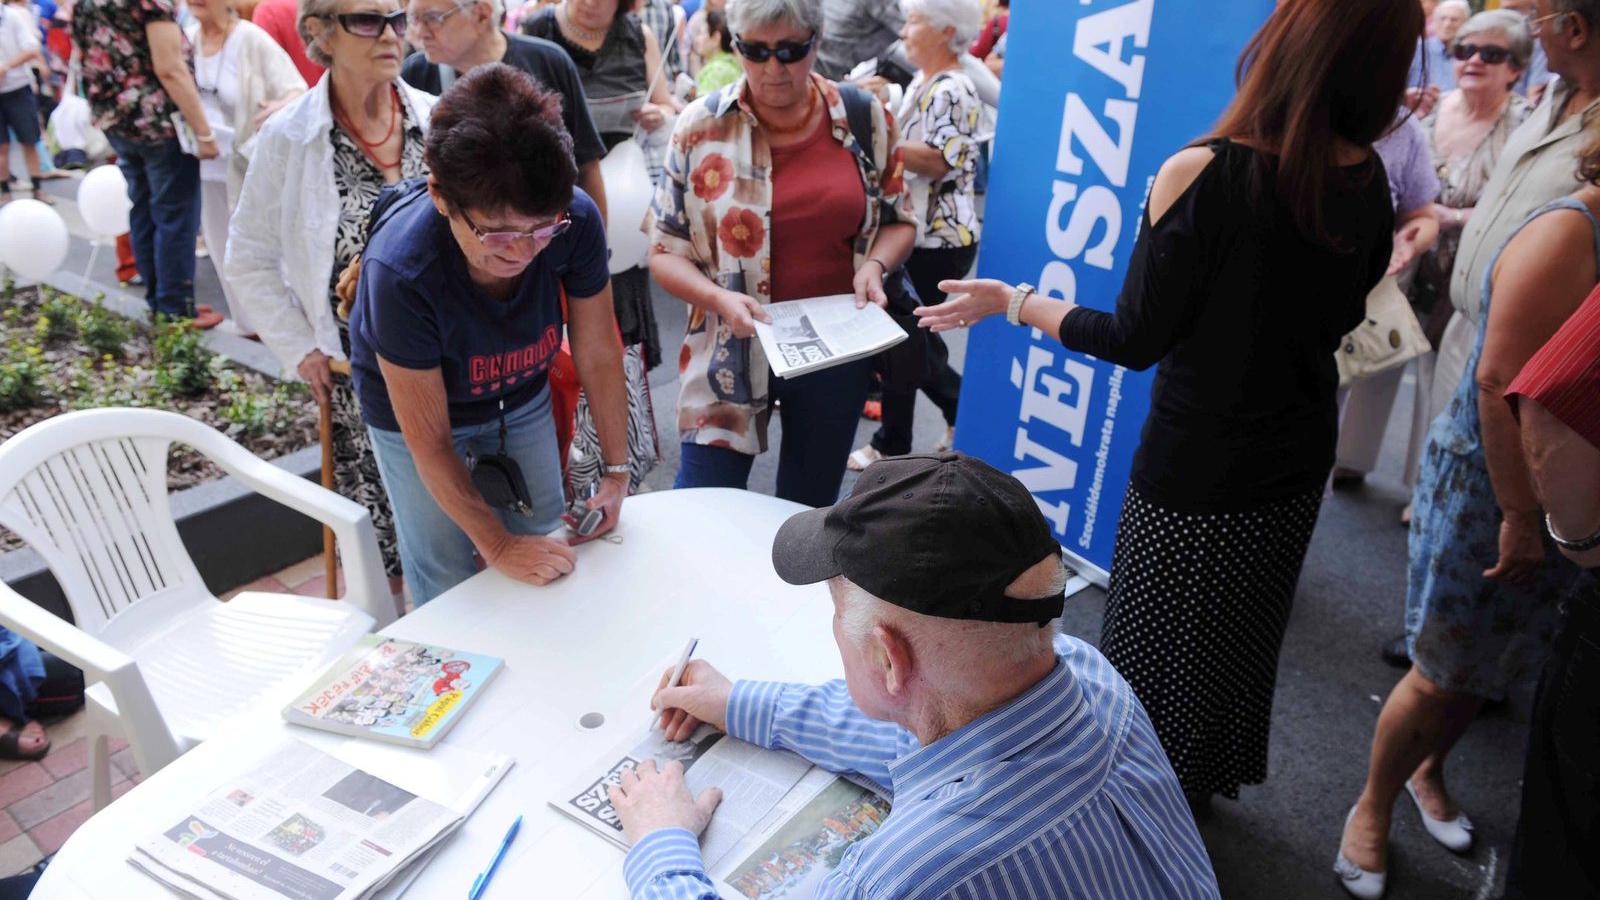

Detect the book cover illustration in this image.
[284,636,503,748]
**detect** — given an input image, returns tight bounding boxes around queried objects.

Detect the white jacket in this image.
[225,76,437,377]
[184,19,307,210]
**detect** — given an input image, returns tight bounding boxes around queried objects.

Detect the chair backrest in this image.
[0,409,209,635]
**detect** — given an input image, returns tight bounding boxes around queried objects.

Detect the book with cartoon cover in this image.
[283,636,503,749]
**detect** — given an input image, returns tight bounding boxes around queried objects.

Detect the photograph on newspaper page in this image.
[714,769,892,899]
[753,294,908,378]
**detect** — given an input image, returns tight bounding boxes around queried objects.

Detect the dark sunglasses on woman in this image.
[1451,42,1511,65]
[732,32,817,64]
[335,10,407,38]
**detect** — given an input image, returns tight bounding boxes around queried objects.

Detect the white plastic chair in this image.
[0,408,398,810]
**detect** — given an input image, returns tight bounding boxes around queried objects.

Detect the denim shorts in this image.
[0,86,41,147]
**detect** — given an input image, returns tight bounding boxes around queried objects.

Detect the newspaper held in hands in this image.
[753,294,908,379]
[128,738,512,900]
[553,724,813,868]
[587,90,648,136]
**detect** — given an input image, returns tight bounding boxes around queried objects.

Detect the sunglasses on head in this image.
[1451,42,1511,65]
[460,208,572,249]
[731,32,817,64]
[335,10,407,38]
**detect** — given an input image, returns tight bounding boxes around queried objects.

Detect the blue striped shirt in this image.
[623,635,1219,900]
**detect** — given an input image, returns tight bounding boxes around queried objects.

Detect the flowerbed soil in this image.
[1,286,318,552]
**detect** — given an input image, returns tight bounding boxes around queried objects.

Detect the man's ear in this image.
[872,622,915,699]
[1572,11,1594,51]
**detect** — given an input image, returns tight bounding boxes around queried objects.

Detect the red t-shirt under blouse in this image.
[768,111,866,304]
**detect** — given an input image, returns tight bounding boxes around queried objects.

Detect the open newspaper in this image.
[588,90,648,135]
[754,294,908,378]
[128,737,512,900]
[552,724,891,895]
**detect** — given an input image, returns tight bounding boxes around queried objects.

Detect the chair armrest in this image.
[0,582,183,775]
[179,429,396,628]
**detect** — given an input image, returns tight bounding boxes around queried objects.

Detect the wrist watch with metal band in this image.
[1547,513,1600,552]
[1006,283,1037,326]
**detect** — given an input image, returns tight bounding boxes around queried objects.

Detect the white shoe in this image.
[1405,781,1473,853]
[1334,807,1387,899]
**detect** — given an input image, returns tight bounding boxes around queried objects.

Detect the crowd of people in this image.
[1,0,1597,897]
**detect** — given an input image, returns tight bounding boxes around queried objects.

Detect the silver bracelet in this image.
[1546,512,1600,552]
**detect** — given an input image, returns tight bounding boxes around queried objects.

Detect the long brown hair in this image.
[1211,0,1423,247]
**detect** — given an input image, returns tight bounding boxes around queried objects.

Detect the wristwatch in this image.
[602,463,631,478]
[1006,283,1037,326]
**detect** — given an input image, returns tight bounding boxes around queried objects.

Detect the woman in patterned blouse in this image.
[648,0,916,508]
[228,0,436,594]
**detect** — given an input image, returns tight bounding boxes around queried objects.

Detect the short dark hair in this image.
[425,63,577,218]
[706,10,731,53]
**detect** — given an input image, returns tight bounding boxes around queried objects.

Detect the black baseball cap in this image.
[772,452,1066,625]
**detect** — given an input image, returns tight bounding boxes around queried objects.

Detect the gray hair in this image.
[297,0,342,68]
[1455,10,1534,72]
[900,0,982,55]
[725,0,823,38]
[1433,0,1470,20]
[1556,0,1600,28]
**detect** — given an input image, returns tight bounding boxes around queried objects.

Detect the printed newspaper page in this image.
[714,769,892,899]
[587,90,648,136]
[552,724,812,869]
[130,740,483,900]
[753,294,908,378]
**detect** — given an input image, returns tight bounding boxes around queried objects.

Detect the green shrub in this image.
[77,303,131,358]
[33,290,79,343]
[0,343,47,411]
[219,382,302,437]
[152,318,214,397]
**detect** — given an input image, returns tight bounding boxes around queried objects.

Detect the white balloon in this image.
[0,199,70,281]
[77,164,132,238]
[599,139,653,275]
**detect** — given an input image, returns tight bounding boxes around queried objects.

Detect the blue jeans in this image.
[675,358,874,508]
[107,134,200,318]
[367,386,566,606]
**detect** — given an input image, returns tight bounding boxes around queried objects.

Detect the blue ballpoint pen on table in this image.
[468,815,521,900]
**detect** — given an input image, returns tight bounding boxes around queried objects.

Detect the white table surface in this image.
[34,488,844,899]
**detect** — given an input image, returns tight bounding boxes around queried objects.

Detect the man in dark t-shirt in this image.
[402,0,608,218]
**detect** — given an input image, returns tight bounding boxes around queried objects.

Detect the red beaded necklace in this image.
[334,85,403,172]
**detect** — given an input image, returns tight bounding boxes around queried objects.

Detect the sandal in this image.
[0,721,50,761]
[847,445,883,472]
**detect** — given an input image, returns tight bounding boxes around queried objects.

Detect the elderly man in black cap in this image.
[608,453,1218,900]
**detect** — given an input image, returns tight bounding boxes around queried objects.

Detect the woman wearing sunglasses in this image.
[347,64,630,606]
[648,0,917,508]
[227,0,437,596]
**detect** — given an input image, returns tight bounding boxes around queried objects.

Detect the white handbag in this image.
[1336,275,1432,386]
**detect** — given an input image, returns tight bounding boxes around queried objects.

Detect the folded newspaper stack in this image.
[128,738,511,900]
[753,294,908,379]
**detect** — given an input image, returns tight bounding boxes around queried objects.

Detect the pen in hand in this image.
[654,637,699,733]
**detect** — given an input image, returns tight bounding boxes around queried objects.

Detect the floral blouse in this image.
[648,74,913,455]
[71,0,182,142]
[900,70,982,249]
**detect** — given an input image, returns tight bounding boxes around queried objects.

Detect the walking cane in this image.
[319,359,353,600]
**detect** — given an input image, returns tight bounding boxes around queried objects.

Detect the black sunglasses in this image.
[1451,42,1511,65]
[732,32,817,64]
[335,10,407,38]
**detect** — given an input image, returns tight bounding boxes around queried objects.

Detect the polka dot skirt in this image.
[1100,487,1324,799]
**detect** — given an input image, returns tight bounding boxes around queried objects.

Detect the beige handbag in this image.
[1336,275,1432,386]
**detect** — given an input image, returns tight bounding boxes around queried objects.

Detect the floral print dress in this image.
[1405,198,1593,699]
[648,75,912,455]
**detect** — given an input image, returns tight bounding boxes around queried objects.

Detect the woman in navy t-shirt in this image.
[349,63,631,606]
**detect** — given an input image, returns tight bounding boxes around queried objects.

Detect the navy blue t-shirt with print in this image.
[349,186,609,433]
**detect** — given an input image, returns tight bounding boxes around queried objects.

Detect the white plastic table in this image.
[34,488,844,899]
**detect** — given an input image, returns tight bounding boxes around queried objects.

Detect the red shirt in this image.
[768,112,866,304]
[252,0,323,88]
[1508,282,1600,450]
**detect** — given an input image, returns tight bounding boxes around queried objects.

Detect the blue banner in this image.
[953,0,1273,581]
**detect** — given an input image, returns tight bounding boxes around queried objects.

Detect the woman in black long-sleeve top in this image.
[916,0,1416,804]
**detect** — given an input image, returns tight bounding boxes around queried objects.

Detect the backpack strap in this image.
[836,81,877,169]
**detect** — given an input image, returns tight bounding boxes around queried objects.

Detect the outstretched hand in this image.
[913,278,1012,332]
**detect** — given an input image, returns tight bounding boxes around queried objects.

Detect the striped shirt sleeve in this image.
[726,680,915,792]
[624,827,718,900]
[1508,283,1600,450]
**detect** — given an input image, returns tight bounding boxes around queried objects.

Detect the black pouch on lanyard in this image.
[469,399,534,515]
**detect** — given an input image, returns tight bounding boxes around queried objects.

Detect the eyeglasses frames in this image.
[460,208,573,249]
[1527,10,1568,37]
[334,10,408,38]
[1450,42,1512,65]
[731,32,818,64]
[408,2,471,33]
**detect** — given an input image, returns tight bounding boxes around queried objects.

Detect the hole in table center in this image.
[579,712,605,729]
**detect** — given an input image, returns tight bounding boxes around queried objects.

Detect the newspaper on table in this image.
[587,90,648,135]
[128,737,512,900]
[552,724,892,895]
[753,294,908,379]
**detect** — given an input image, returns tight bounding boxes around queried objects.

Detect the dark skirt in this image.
[1100,486,1323,798]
